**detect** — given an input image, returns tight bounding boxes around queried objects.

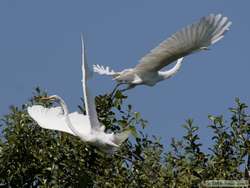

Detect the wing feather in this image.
[81,34,101,130]
[135,14,232,73]
[28,105,91,135]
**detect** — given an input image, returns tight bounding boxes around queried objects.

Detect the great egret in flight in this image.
[28,35,130,153]
[93,14,232,91]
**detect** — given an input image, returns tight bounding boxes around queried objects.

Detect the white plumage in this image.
[28,34,130,153]
[93,64,117,76]
[28,106,90,136]
[93,14,232,91]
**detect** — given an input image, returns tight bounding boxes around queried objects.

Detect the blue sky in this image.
[0,0,249,150]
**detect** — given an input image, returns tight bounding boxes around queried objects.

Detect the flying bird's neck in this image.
[158,57,184,80]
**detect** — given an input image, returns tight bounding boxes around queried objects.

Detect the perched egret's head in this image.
[40,95,62,103]
[41,95,56,100]
[40,95,67,113]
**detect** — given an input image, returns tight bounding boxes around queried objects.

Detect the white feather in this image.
[93,64,117,76]
[93,14,231,90]
[28,105,91,136]
[27,35,130,153]
[135,14,232,73]
[81,36,102,131]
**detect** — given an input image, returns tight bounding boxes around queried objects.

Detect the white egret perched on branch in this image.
[28,35,130,153]
[93,14,232,91]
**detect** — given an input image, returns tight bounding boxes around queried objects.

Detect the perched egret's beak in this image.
[40,96,56,101]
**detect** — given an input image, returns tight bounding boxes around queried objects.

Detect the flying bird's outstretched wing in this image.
[28,105,91,135]
[135,14,232,73]
[81,34,101,130]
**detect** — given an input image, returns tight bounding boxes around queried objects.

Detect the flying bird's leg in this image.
[120,84,136,92]
[113,82,124,92]
[110,82,126,98]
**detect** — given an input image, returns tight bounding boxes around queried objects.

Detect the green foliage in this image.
[0,88,250,187]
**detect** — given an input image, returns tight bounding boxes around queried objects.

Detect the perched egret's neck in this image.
[54,96,69,114]
[54,95,83,138]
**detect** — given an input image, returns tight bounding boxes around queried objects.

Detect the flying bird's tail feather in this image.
[93,64,119,77]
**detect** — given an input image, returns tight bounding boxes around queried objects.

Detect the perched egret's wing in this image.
[135,14,232,73]
[28,105,91,135]
[81,34,101,130]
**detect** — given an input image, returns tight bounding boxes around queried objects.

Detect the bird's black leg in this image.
[120,84,136,92]
[110,82,126,98]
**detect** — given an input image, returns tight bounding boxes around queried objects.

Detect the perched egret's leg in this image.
[113,152,144,162]
[113,153,133,162]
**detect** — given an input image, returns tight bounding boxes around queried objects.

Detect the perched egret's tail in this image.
[113,129,131,146]
[101,129,130,154]
[93,64,119,77]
